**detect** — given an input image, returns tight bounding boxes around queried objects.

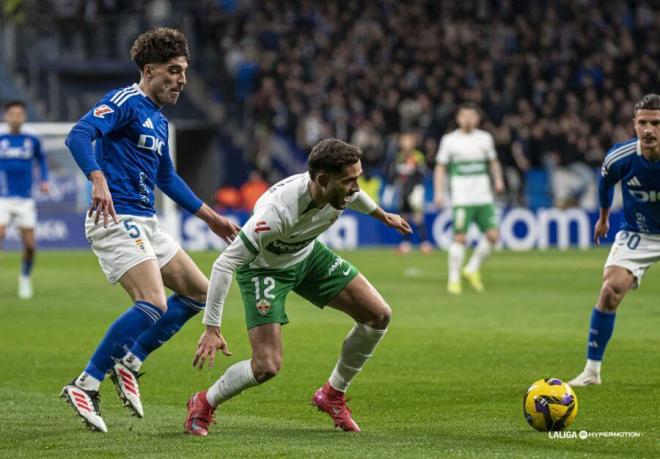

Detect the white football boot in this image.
[568,369,602,387]
[60,382,108,432]
[109,361,144,417]
[18,275,33,299]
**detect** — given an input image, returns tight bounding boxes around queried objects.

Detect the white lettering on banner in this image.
[318,216,358,250]
[500,208,539,251]
[5,219,69,242]
[179,208,595,251]
[537,208,590,250]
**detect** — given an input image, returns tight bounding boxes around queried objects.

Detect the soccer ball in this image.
[523,378,578,431]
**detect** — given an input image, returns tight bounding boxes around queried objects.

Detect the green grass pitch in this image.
[0,248,657,458]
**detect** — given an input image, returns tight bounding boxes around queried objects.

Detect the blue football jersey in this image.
[74,83,179,216]
[0,133,48,198]
[601,138,660,234]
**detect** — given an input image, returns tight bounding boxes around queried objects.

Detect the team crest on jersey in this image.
[256,299,271,316]
[255,221,271,234]
[93,104,114,118]
[134,238,146,252]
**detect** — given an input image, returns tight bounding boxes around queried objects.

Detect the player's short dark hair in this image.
[634,94,660,114]
[130,27,189,71]
[308,138,362,179]
[4,100,26,111]
[458,101,481,115]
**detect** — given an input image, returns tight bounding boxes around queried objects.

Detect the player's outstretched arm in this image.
[196,203,240,244]
[433,163,446,208]
[195,235,256,369]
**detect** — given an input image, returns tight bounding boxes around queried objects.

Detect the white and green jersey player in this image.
[209,171,379,329]
[434,103,504,294]
[185,139,411,435]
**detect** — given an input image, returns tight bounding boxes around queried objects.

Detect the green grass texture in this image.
[0,248,657,458]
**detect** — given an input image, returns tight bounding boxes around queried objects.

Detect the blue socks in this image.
[21,259,33,276]
[586,307,616,361]
[130,294,204,361]
[84,301,164,381]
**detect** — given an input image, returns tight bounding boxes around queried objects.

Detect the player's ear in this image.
[317,172,330,188]
[143,64,153,80]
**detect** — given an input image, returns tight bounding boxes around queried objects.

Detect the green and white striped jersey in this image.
[436,128,497,206]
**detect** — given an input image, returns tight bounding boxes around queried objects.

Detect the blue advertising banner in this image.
[2,207,626,251]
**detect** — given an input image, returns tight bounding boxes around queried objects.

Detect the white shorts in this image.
[0,197,37,229]
[86,214,180,284]
[604,230,660,288]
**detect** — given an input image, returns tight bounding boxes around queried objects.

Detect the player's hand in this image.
[593,218,609,246]
[193,326,232,370]
[197,204,240,244]
[208,214,241,244]
[88,171,118,227]
[39,181,49,194]
[494,180,505,194]
[433,194,443,209]
[382,212,413,235]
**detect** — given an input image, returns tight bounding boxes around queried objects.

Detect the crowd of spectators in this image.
[4,0,659,209]
[187,0,658,208]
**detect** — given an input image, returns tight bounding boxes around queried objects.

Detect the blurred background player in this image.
[59,28,239,433]
[0,100,49,299]
[569,94,660,387]
[390,132,432,254]
[184,139,411,436]
[434,103,504,294]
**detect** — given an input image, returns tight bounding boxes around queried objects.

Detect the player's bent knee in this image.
[251,357,281,382]
[599,280,627,311]
[366,304,391,330]
[139,293,168,312]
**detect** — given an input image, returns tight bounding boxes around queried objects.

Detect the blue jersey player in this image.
[569,94,660,387]
[0,100,49,299]
[60,28,239,432]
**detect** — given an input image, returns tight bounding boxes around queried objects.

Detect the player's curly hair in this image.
[130,27,189,71]
[634,94,660,113]
[308,138,362,179]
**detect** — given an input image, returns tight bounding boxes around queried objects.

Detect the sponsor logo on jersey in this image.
[627,176,642,187]
[137,134,165,156]
[255,221,271,234]
[628,189,660,202]
[256,299,271,316]
[142,118,154,129]
[266,236,316,254]
[93,104,114,118]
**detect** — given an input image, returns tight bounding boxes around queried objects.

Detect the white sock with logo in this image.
[448,242,465,283]
[585,359,602,374]
[75,372,101,392]
[206,359,258,407]
[465,238,492,273]
[328,323,387,393]
[121,352,142,372]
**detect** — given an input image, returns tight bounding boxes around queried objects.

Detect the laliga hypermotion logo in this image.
[93,104,114,118]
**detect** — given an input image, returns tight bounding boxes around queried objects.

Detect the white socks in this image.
[329,323,387,393]
[121,353,143,372]
[465,238,492,273]
[206,359,258,407]
[585,359,602,374]
[75,372,101,392]
[448,242,465,283]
